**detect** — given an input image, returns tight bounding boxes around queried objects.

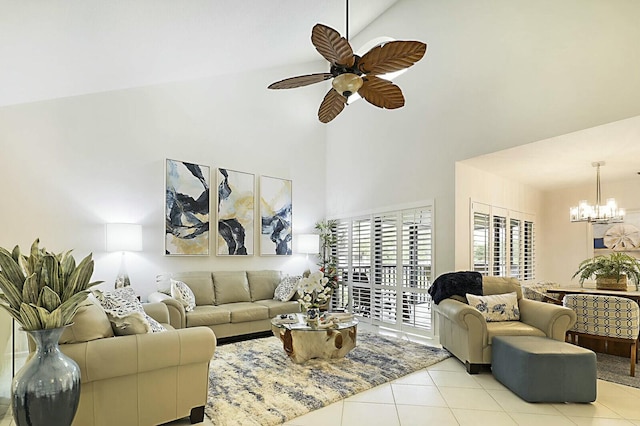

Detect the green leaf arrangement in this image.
[0,239,102,330]
[572,252,640,290]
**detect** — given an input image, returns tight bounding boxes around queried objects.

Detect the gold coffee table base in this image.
[271,314,358,363]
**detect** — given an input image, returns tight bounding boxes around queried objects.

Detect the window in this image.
[471,201,536,281]
[331,204,434,335]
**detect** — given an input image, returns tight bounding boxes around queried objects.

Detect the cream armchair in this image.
[56,301,216,426]
[435,276,576,374]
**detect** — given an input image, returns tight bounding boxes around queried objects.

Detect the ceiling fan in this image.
[268,23,427,123]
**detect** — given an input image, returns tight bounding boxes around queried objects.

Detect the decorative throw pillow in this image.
[59,296,115,344]
[274,275,301,302]
[107,311,152,336]
[94,287,166,333]
[171,279,196,312]
[466,292,520,322]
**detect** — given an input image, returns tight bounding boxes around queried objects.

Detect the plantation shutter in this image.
[331,220,350,310]
[492,211,507,277]
[524,220,535,281]
[351,218,372,317]
[509,218,522,279]
[372,213,398,325]
[400,208,433,331]
[472,202,491,275]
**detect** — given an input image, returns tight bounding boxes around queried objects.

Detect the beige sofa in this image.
[435,276,577,374]
[57,301,216,426]
[148,270,300,339]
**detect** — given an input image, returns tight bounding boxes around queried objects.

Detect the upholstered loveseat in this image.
[56,300,216,426]
[148,270,301,339]
[435,275,577,374]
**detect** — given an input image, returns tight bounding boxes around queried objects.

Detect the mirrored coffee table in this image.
[271,313,358,363]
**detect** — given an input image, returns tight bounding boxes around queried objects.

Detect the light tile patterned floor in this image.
[3,326,640,425]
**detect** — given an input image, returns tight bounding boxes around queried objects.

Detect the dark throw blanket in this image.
[428,271,483,304]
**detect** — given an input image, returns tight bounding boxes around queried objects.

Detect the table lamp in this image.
[105,223,142,288]
[295,234,319,276]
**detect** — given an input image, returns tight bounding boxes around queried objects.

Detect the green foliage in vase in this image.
[0,239,102,330]
[572,252,640,290]
[315,220,339,290]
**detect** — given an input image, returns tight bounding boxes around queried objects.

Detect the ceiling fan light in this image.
[332,73,363,98]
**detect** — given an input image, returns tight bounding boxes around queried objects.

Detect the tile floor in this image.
[2,326,640,426]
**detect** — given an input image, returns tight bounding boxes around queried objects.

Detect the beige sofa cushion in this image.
[171,272,215,306]
[60,298,114,344]
[214,271,251,304]
[247,270,282,301]
[255,300,301,317]
[225,302,269,323]
[482,276,522,299]
[186,305,231,327]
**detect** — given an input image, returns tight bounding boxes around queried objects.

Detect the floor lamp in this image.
[105,223,142,288]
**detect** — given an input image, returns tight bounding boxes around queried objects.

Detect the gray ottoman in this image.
[492,335,597,403]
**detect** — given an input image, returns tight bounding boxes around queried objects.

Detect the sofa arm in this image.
[61,327,216,384]
[143,302,170,325]
[519,298,577,341]
[148,292,186,329]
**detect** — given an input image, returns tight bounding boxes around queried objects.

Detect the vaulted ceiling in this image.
[0,0,398,107]
[2,0,638,191]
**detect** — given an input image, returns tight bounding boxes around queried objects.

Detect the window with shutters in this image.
[331,203,434,335]
[471,201,536,281]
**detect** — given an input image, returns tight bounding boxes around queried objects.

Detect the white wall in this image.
[0,63,329,300]
[454,162,543,273]
[325,0,640,276]
[539,177,640,285]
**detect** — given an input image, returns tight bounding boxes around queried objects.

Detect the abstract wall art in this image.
[165,159,210,256]
[259,176,292,256]
[217,168,255,255]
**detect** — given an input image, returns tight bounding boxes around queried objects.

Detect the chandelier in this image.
[570,161,625,223]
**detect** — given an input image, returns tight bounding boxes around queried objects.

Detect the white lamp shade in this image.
[296,234,319,254]
[105,223,142,252]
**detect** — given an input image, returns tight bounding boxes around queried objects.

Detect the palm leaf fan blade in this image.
[311,24,355,67]
[318,89,347,123]
[359,41,427,75]
[268,73,333,90]
[358,76,405,110]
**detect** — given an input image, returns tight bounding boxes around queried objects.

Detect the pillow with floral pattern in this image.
[466,292,520,322]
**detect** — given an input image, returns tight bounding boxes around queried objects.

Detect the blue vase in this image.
[12,327,81,426]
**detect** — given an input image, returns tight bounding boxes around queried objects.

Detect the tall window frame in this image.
[471,201,536,281]
[329,202,435,336]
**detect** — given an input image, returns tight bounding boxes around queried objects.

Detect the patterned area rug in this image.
[597,353,640,389]
[205,332,451,426]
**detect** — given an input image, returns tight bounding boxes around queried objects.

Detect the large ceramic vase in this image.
[12,327,81,426]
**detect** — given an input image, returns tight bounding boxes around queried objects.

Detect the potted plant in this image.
[313,220,339,310]
[0,239,101,426]
[572,252,640,291]
[315,220,339,284]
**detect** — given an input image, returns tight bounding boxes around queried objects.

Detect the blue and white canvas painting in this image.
[165,159,210,255]
[260,176,292,256]
[217,168,254,255]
